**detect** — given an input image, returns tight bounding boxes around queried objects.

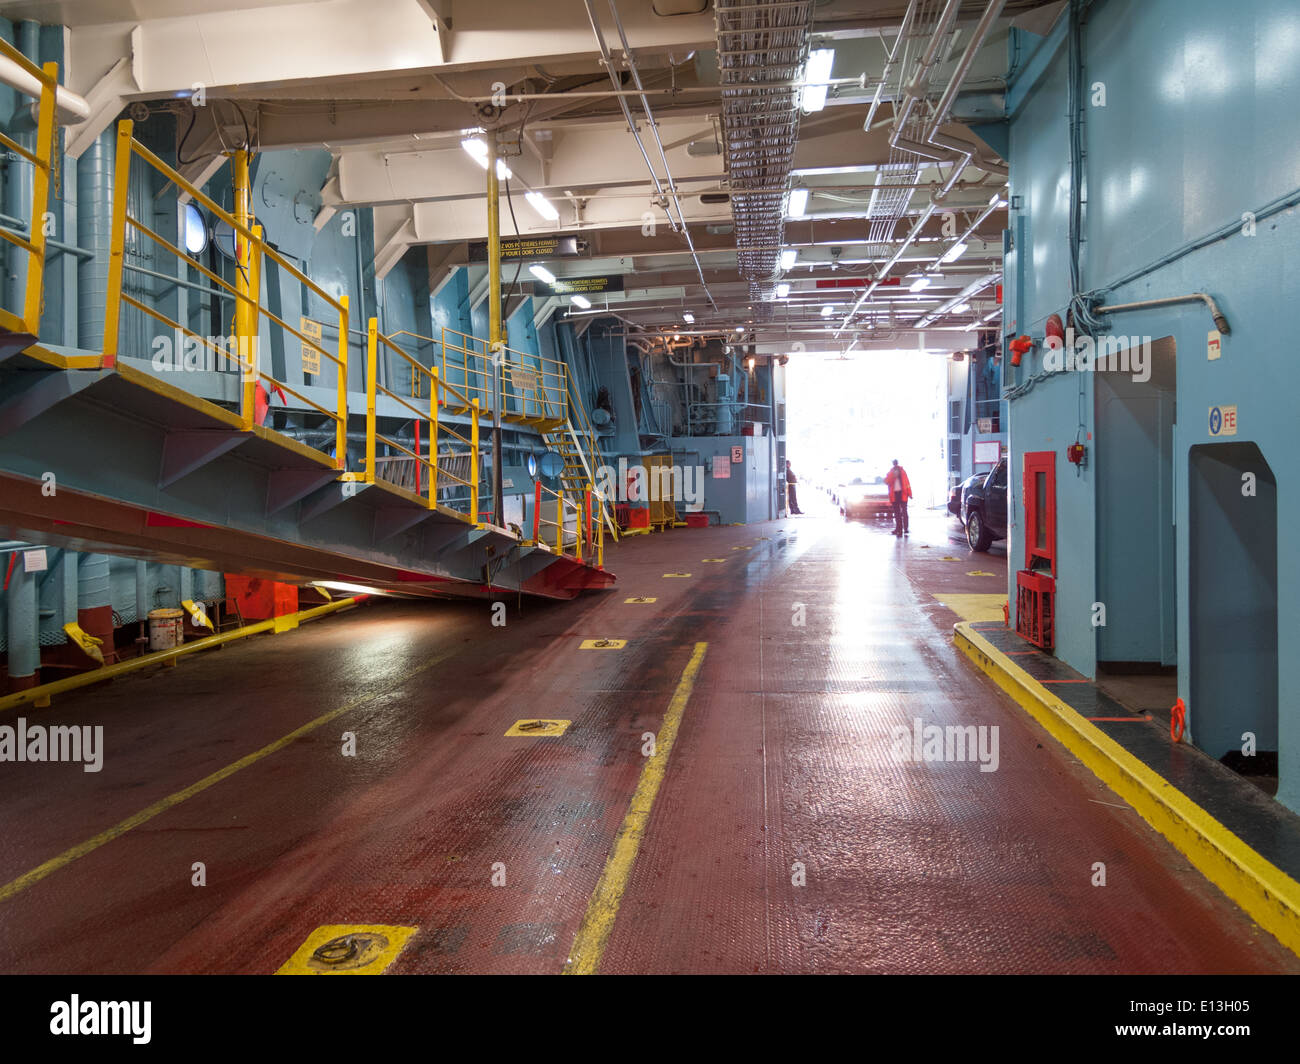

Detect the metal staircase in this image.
[543,392,619,541]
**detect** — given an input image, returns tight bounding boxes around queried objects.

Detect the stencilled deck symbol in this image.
[702,558,727,563]
[277,925,418,975]
[966,570,997,577]
[505,719,572,736]
[663,572,692,578]
[625,597,657,604]
[580,638,626,649]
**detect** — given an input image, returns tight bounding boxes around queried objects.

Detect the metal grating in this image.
[715,0,816,286]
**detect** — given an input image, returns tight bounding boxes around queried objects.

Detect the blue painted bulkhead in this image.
[1002,0,1300,808]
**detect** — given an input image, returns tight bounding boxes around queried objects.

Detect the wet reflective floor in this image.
[0,504,1295,973]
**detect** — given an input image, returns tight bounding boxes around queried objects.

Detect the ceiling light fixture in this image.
[801,48,835,113]
[908,277,931,293]
[528,263,556,285]
[525,191,559,221]
[787,188,809,219]
[570,294,592,309]
[461,136,512,179]
[776,282,791,298]
[683,312,695,323]
[821,304,834,317]
[940,241,968,264]
[778,249,797,271]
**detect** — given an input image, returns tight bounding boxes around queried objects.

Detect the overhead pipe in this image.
[585,0,717,309]
[0,51,90,125]
[838,0,1007,337]
[864,0,920,132]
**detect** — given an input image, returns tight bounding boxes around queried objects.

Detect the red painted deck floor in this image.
[0,502,1295,974]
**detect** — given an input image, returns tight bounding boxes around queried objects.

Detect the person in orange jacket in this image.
[885,459,912,537]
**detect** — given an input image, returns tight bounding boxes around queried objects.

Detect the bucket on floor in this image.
[147,608,185,652]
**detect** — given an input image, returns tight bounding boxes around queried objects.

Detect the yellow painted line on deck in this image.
[933,593,1006,623]
[0,647,458,905]
[564,641,709,975]
[954,622,1300,958]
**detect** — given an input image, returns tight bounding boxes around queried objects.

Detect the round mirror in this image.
[538,451,564,479]
[181,202,208,255]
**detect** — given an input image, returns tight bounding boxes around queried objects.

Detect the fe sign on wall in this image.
[1208,404,1237,437]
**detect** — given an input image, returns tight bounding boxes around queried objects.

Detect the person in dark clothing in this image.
[786,459,803,514]
[885,459,911,536]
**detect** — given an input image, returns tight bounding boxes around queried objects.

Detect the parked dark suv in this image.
[962,457,1008,552]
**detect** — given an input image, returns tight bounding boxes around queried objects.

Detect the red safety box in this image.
[1015,569,1055,650]
[225,574,298,620]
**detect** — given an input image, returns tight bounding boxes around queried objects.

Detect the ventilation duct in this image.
[714,0,815,294]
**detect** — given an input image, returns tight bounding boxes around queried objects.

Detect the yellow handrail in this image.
[0,43,57,337]
[102,121,350,468]
[365,320,483,526]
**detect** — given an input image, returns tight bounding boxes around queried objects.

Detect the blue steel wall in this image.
[1005,0,1300,809]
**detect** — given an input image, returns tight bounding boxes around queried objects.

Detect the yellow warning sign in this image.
[580,638,627,649]
[300,316,323,376]
[278,924,417,975]
[505,719,572,736]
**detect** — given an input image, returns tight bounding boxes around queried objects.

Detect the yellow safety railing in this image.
[366,320,480,525]
[0,42,57,336]
[566,377,619,542]
[390,326,569,425]
[102,120,350,467]
[531,479,577,554]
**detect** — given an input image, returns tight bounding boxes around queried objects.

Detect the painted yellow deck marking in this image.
[625,597,657,604]
[662,572,692,578]
[505,719,571,737]
[934,593,1006,622]
[278,924,418,975]
[0,648,457,904]
[580,638,626,650]
[702,557,727,563]
[564,641,708,975]
[965,569,997,577]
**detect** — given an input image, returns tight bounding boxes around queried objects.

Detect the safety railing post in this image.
[429,366,439,507]
[247,226,263,423]
[470,398,480,525]
[101,120,135,368]
[533,480,541,543]
[585,485,593,561]
[335,294,349,470]
[234,154,260,426]
[555,489,563,554]
[21,61,57,333]
[365,319,378,483]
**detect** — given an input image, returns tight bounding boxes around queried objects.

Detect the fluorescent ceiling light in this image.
[776,282,791,298]
[311,580,383,596]
[801,48,835,113]
[953,303,970,313]
[682,312,695,323]
[778,249,797,271]
[908,277,931,293]
[570,294,592,309]
[525,191,559,220]
[787,188,809,218]
[736,326,744,333]
[989,192,1009,207]
[821,304,834,317]
[528,263,556,285]
[461,137,512,179]
[940,241,968,264]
